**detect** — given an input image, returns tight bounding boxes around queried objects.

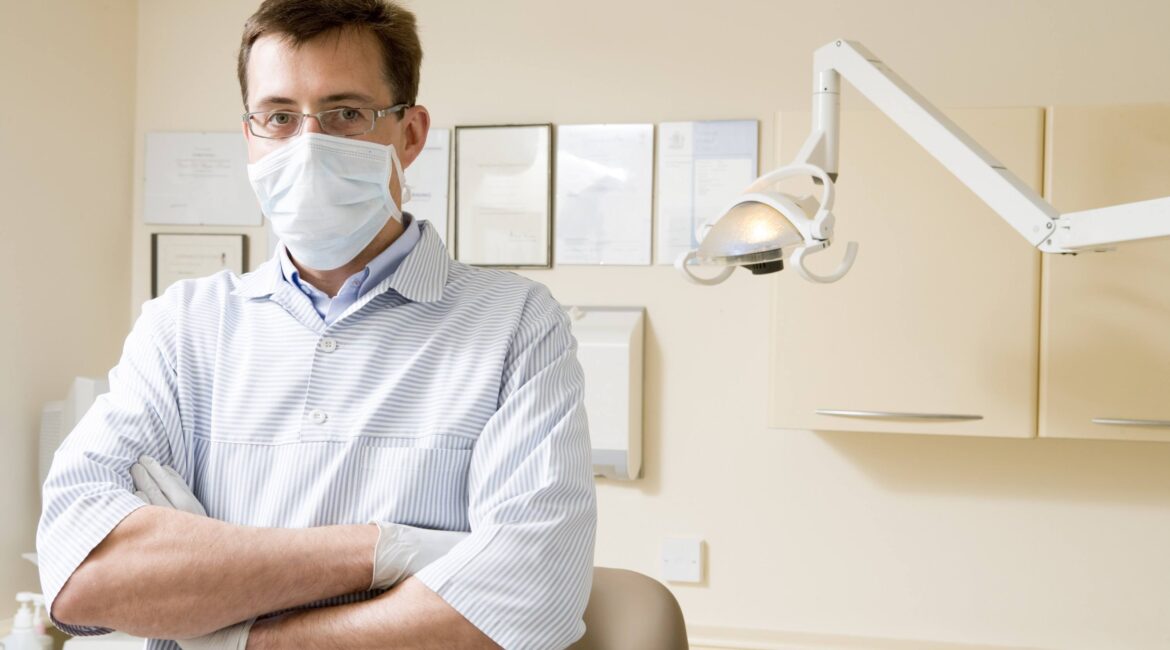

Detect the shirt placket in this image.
[265,282,340,441]
[302,328,343,440]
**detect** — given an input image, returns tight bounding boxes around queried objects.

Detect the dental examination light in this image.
[677,40,1170,285]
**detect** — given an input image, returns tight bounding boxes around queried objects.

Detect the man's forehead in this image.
[246,28,391,107]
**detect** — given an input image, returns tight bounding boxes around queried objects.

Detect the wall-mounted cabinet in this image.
[769,109,1045,438]
[769,105,1170,441]
[1040,105,1170,442]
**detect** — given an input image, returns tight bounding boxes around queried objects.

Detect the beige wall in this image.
[422,4,1170,647]
[81,0,1170,647]
[0,0,137,611]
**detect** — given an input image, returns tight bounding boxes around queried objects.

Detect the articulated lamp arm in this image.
[678,39,1170,287]
[793,40,1170,253]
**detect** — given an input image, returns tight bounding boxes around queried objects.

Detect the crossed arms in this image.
[54,506,493,648]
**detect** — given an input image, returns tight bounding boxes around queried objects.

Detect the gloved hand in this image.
[131,455,207,516]
[131,456,252,650]
[370,521,469,590]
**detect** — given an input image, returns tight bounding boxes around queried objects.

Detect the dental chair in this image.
[570,567,689,650]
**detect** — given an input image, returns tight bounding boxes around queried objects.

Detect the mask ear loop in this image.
[389,145,411,213]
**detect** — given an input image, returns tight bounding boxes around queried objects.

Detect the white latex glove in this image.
[131,456,251,650]
[173,620,254,650]
[131,455,207,516]
[370,521,469,590]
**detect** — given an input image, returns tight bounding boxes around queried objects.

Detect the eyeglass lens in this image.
[248,108,375,138]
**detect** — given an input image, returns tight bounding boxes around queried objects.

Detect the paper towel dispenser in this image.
[565,306,644,480]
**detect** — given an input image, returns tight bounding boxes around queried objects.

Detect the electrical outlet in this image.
[660,537,703,583]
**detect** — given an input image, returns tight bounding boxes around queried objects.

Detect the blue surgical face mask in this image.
[247,133,410,271]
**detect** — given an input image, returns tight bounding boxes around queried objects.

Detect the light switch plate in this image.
[661,537,703,583]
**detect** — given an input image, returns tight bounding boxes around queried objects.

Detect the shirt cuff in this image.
[413,525,590,650]
[413,527,506,642]
[39,491,146,636]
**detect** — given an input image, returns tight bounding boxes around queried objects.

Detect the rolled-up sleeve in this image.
[37,296,184,636]
[415,287,598,650]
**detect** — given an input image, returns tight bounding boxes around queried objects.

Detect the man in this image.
[36,1,597,648]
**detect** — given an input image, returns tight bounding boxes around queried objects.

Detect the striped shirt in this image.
[37,219,597,650]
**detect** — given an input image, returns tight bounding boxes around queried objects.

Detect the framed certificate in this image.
[152,233,247,297]
[454,124,553,268]
[143,132,261,226]
[554,123,654,266]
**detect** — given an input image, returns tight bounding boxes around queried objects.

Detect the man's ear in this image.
[399,105,431,168]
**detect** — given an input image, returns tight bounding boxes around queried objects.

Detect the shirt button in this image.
[308,409,328,425]
[317,337,338,352]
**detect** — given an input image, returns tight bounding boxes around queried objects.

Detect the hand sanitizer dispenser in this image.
[565,306,644,480]
[3,593,49,650]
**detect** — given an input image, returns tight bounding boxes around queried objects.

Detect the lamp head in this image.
[695,193,809,274]
[677,163,858,285]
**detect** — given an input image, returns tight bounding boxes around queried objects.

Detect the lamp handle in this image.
[745,163,837,239]
[745,163,835,207]
[792,240,858,283]
[675,250,735,286]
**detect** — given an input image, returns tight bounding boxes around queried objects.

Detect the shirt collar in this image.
[232,217,449,303]
[276,213,421,298]
[363,213,420,292]
[383,218,448,303]
[232,254,283,300]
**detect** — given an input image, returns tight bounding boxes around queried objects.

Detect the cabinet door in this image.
[769,109,1044,437]
[1040,105,1170,441]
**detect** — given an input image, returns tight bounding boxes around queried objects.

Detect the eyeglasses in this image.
[242,103,410,139]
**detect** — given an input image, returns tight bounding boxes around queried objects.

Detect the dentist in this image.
[37,1,597,649]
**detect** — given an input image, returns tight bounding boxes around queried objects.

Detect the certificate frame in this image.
[143,132,261,227]
[454,123,554,268]
[152,233,247,298]
[554,123,655,266]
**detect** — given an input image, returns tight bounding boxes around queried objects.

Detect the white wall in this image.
[0,0,137,611]
[128,0,1170,648]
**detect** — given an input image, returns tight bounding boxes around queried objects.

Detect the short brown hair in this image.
[237,0,422,108]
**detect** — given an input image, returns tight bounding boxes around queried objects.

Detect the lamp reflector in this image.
[696,200,804,268]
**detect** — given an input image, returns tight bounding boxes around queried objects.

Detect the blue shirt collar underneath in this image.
[276,213,422,324]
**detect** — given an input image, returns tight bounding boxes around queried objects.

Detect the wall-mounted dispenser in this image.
[565,306,644,480]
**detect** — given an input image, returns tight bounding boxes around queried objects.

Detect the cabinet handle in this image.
[816,409,983,421]
[1091,418,1170,428]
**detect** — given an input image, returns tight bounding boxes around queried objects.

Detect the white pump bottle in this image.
[2,593,52,650]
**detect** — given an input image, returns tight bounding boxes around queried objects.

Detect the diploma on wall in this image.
[152,233,246,297]
[655,120,759,264]
[454,124,553,268]
[144,132,261,226]
[554,124,654,266]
